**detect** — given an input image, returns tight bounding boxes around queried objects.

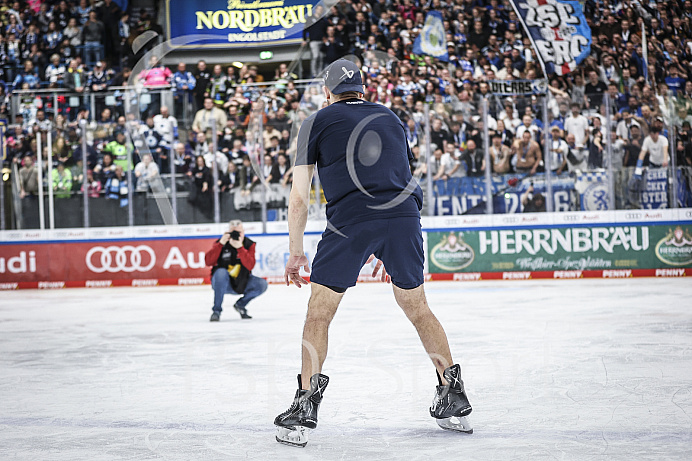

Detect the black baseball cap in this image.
[324,59,364,95]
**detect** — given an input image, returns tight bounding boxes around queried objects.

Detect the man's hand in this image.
[285,254,310,287]
[219,232,231,245]
[229,235,242,249]
[366,254,390,283]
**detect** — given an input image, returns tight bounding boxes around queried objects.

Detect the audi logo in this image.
[563,215,579,222]
[625,213,642,219]
[86,245,156,273]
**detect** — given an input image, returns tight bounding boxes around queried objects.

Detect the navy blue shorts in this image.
[310,216,424,290]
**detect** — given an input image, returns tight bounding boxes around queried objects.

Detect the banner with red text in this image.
[0,234,385,289]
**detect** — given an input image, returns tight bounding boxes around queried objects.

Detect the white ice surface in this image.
[1,279,691,460]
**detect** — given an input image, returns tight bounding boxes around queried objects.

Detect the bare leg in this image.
[393,284,453,384]
[301,283,344,389]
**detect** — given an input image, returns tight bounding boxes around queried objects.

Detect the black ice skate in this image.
[274,373,329,447]
[430,364,473,434]
[233,302,252,319]
[209,311,220,322]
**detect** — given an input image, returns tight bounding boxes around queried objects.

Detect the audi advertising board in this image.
[0,239,211,289]
[0,234,385,289]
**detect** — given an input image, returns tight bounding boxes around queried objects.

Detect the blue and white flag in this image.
[575,171,610,211]
[413,11,449,62]
[640,168,669,210]
[509,0,591,75]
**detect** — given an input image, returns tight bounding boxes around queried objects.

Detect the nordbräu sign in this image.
[166,0,319,48]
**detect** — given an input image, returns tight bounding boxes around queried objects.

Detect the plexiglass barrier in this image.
[2,87,691,231]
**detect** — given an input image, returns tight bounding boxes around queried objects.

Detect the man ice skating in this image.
[204,219,267,321]
[274,59,473,447]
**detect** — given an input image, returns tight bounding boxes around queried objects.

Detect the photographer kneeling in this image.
[205,219,268,321]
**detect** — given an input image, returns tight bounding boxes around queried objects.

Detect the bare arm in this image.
[285,164,315,287]
[433,164,445,180]
[548,85,568,98]
[288,164,314,254]
[521,186,533,206]
[447,159,460,176]
[557,155,567,174]
[530,142,542,174]
[638,142,648,161]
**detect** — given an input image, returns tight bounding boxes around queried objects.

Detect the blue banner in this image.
[575,171,610,211]
[412,11,449,62]
[510,0,591,75]
[166,0,320,48]
[640,168,669,209]
[432,175,576,215]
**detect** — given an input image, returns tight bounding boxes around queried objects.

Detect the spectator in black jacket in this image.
[97,0,122,63]
[193,60,211,112]
[54,1,72,29]
[188,154,213,218]
[322,25,346,66]
[585,70,608,110]
[82,11,105,67]
[87,61,109,115]
[460,139,485,177]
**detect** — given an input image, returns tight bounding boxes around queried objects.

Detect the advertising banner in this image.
[489,80,548,95]
[2,219,691,290]
[166,0,320,48]
[0,233,384,289]
[0,238,210,289]
[427,224,692,275]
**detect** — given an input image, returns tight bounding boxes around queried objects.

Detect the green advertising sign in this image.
[427,225,692,273]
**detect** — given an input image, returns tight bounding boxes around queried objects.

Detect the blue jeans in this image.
[84,41,103,67]
[212,268,268,312]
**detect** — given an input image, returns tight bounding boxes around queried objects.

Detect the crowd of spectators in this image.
[7,0,692,217]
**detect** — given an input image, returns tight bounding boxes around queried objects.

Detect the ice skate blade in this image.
[275,425,309,447]
[436,416,473,434]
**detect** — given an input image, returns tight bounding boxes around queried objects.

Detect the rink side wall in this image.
[1,209,691,290]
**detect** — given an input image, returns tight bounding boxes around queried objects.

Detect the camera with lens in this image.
[229,230,241,240]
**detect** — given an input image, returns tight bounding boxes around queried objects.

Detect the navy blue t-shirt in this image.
[295,99,423,229]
